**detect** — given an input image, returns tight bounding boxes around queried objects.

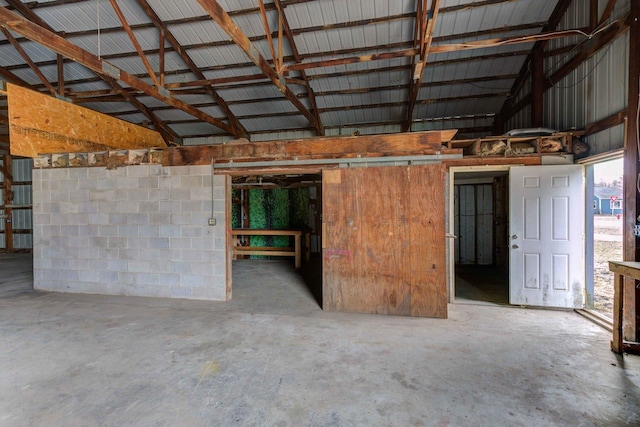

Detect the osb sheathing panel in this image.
[7,83,166,158]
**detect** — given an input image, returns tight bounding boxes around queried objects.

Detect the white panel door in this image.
[509,165,585,308]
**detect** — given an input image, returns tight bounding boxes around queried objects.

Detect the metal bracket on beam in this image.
[157,86,171,99]
[102,61,121,80]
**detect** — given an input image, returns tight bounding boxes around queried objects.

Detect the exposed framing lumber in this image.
[56,53,64,96]
[7,23,539,87]
[273,0,323,135]
[1,21,544,77]
[3,0,515,42]
[546,16,628,87]
[405,0,440,132]
[134,0,248,139]
[196,0,322,135]
[580,109,626,137]
[495,0,573,130]
[0,27,57,97]
[0,7,237,137]
[2,0,177,144]
[31,49,529,98]
[599,0,618,27]
[7,83,166,157]
[503,15,629,121]
[0,66,30,87]
[163,130,457,166]
[282,27,593,73]
[109,0,160,87]
[258,0,279,72]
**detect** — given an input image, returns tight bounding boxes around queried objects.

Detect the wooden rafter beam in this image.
[3,21,543,78]
[134,0,247,139]
[196,0,322,135]
[258,0,278,72]
[0,6,236,137]
[599,0,618,27]
[405,0,440,132]
[282,27,592,72]
[109,0,160,87]
[68,73,517,107]
[27,47,530,95]
[503,14,629,121]
[3,0,177,144]
[273,0,323,135]
[0,66,30,87]
[0,27,57,96]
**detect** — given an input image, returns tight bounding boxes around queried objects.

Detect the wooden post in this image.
[611,265,624,353]
[624,1,640,342]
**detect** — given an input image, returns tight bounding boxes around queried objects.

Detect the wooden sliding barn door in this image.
[322,165,447,318]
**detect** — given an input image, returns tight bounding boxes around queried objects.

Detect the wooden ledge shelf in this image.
[231,229,302,268]
[609,261,640,355]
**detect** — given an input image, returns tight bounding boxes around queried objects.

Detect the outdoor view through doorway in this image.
[592,157,623,319]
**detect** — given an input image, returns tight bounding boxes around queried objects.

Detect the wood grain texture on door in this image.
[322,165,447,318]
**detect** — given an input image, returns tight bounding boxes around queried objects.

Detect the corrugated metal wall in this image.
[454,183,493,265]
[507,0,629,157]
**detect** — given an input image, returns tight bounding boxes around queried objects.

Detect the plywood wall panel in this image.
[322,165,446,318]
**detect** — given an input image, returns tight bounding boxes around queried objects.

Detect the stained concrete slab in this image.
[1,257,639,426]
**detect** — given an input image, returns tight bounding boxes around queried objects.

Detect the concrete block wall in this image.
[32,164,228,300]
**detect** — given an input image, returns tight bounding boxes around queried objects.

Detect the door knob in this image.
[512,244,519,249]
[512,234,518,239]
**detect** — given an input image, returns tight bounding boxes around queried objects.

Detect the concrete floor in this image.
[1,255,639,426]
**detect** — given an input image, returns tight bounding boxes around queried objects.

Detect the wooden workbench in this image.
[608,261,640,354]
[231,229,302,268]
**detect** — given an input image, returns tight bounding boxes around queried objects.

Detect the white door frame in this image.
[447,165,513,303]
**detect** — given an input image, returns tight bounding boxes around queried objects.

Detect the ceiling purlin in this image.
[404,0,440,132]
[134,0,248,139]
[283,25,591,73]
[0,27,58,97]
[0,66,30,87]
[107,91,507,122]
[2,20,545,79]
[67,73,517,108]
[195,0,322,135]
[0,7,237,139]
[2,0,177,143]
[274,0,323,135]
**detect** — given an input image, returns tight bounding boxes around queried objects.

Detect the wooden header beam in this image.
[164,129,457,166]
[0,6,236,137]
